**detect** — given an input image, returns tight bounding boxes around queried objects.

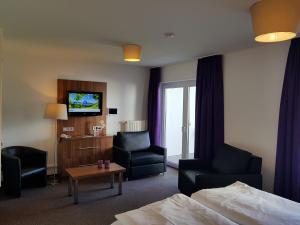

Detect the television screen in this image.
[67,91,102,116]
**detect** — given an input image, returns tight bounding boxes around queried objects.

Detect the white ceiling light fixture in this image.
[123,44,142,62]
[250,0,299,43]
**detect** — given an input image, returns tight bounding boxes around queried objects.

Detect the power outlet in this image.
[63,127,74,132]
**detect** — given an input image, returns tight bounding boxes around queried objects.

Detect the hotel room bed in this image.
[111,182,300,225]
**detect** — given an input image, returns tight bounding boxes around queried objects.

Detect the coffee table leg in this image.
[68,176,72,196]
[110,174,114,189]
[118,172,123,195]
[74,179,79,204]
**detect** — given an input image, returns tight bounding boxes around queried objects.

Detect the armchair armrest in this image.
[1,153,22,197]
[195,173,263,190]
[150,145,166,156]
[113,146,131,169]
[2,153,21,173]
[22,147,47,168]
[179,159,211,171]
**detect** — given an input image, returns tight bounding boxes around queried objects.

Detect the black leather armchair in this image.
[178,144,262,196]
[113,131,167,179]
[1,146,48,197]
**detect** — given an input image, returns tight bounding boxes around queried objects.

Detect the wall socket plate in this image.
[63,127,74,132]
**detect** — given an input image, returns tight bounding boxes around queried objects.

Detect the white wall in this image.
[2,39,149,168]
[162,42,290,192]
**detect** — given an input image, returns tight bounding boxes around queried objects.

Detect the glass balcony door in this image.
[161,81,196,168]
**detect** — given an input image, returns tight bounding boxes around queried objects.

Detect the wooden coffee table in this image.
[65,163,126,204]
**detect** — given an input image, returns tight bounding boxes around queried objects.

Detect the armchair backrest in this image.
[2,146,21,158]
[2,146,47,168]
[114,131,151,152]
[212,144,262,175]
[247,155,262,174]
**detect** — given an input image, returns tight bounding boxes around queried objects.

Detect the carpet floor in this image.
[0,167,178,225]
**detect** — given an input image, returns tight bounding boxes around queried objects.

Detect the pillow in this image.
[212,144,252,174]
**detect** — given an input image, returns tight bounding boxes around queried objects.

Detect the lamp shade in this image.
[44,103,68,120]
[250,0,299,43]
[123,44,142,62]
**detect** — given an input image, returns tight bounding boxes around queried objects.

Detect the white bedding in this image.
[112,182,300,225]
[191,181,300,225]
[111,222,122,225]
[114,193,237,225]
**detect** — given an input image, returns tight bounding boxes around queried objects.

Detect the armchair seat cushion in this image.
[21,167,46,178]
[131,152,164,166]
[182,170,213,184]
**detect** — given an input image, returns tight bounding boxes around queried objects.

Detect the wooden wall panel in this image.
[57,79,107,137]
[57,79,113,176]
[58,136,113,176]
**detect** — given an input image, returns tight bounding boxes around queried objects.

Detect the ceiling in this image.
[0,0,299,67]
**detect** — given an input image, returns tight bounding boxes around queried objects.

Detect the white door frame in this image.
[161,80,196,167]
[0,29,3,186]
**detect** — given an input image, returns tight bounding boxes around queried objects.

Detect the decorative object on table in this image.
[93,125,102,136]
[97,160,103,169]
[93,120,106,136]
[60,133,71,138]
[104,160,110,169]
[44,103,68,185]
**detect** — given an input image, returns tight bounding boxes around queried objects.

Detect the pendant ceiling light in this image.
[250,0,299,43]
[123,44,142,62]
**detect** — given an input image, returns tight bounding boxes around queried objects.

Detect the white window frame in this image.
[161,80,196,167]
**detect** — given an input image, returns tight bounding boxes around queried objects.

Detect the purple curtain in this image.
[194,55,224,161]
[274,38,300,202]
[147,67,162,145]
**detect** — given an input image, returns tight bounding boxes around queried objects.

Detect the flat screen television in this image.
[67,91,103,116]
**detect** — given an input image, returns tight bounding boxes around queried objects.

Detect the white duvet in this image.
[114,193,237,225]
[112,182,300,225]
[191,182,300,225]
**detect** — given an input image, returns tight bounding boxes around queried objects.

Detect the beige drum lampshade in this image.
[123,44,142,62]
[44,103,68,120]
[250,0,299,43]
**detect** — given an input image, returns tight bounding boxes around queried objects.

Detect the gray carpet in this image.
[0,168,178,225]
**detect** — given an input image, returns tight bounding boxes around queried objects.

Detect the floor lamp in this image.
[44,103,68,185]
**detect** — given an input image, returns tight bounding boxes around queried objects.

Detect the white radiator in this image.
[120,120,147,132]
